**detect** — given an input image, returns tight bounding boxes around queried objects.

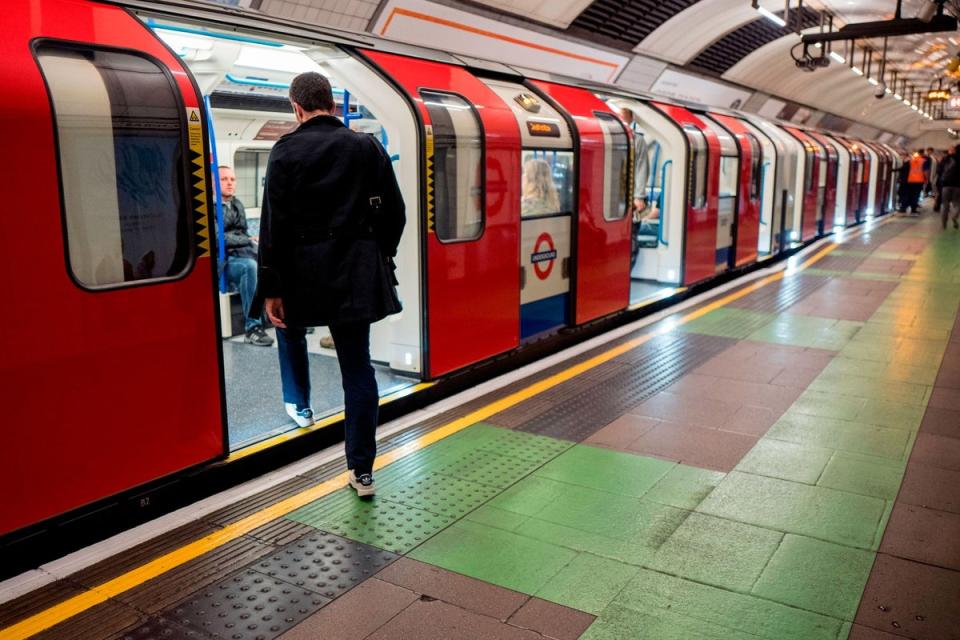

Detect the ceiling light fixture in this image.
[829,51,846,63]
[751,0,787,27]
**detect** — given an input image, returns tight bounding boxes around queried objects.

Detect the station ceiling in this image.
[468,0,955,136]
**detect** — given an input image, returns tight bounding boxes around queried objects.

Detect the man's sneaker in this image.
[285,403,314,427]
[348,470,376,497]
[245,326,274,347]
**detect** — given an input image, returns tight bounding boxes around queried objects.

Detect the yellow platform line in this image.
[0,234,856,639]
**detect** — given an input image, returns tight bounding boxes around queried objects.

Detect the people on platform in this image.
[218,166,274,347]
[521,157,561,216]
[254,71,405,497]
[899,150,929,215]
[939,145,960,230]
[925,147,938,198]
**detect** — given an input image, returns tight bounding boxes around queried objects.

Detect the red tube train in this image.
[1,0,905,547]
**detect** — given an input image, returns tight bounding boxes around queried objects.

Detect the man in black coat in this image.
[254,72,405,497]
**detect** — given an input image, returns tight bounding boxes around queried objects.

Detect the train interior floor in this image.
[4,200,960,640]
[224,331,416,449]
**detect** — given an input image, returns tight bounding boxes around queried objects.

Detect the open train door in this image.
[528,81,632,325]
[708,113,762,267]
[363,51,521,377]
[2,0,225,537]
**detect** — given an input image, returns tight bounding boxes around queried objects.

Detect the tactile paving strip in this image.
[728,274,830,314]
[514,333,736,441]
[114,617,208,640]
[251,532,398,599]
[286,491,456,553]
[814,253,869,273]
[379,472,500,517]
[170,569,329,640]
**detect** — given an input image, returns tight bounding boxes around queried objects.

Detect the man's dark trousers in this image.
[276,323,378,475]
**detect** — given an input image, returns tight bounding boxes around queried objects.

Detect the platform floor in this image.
[3,207,959,640]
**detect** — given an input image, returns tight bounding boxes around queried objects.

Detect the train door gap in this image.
[147,19,423,451]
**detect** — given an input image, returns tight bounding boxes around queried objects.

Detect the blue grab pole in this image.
[341,90,364,128]
[204,95,227,293]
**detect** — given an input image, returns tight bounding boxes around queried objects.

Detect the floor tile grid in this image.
[693,219,960,631]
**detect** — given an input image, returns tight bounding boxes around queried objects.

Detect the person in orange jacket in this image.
[900,150,928,215]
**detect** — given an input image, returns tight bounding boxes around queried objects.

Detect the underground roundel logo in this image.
[530,232,558,280]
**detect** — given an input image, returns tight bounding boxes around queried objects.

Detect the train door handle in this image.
[562,257,570,279]
[520,265,526,290]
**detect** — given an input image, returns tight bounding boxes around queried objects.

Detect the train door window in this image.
[420,90,484,242]
[35,43,191,288]
[233,150,269,209]
[804,147,815,192]
[749,138,762,199]
[719,157,739,198]
[595,112,629,220]
[683,125,707,209]
[521,149,575,217]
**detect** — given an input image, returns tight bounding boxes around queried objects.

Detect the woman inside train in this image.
[521,157,561,216]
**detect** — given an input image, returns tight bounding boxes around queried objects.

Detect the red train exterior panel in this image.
[808,131,838,228]
[1,0,224,536]
[709,113,760,267]
[651,102,720,285]
[363,51,521,378]
[529,80,631,325]
[783,126,822,241]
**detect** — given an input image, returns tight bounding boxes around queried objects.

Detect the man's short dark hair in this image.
[289,72,335,113]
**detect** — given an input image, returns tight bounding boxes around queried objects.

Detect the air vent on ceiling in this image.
[567,0,699,50]
[688,7,820,76]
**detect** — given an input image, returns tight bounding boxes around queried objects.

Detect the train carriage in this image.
[1,0,897,553]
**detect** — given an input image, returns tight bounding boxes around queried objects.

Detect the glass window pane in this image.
[521,150,574,218]
[421,90,484,242]
[684,126,707,209]
[596,112,629,221]
[719,156,739,198]
[36,44,191,288]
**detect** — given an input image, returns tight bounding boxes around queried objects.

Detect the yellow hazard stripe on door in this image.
[187,107,210,257]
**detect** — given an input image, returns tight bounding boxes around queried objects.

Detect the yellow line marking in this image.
[226,383,435,461]
[2,225,879,639]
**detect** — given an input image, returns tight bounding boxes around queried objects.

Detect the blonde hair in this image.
[522,158,560,212]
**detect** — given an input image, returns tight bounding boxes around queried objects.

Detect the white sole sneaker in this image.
[285,403,314,427]
[349,471,376,497]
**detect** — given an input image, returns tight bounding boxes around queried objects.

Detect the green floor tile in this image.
[644,464,726,510]
[767,412,911,460]
[698,472,886,549]
[434,448,540,488]
[463,503,530,531]
[736,440,834,485]
[287,490,456,553]
[649,512,783,592]
[853,399,926,431]
[613,568,842,640]
[677,307,775,339]
[535,552,639,615]
[514,502,689,566]
[790,390,867,422]
[751,534,875,620]
[409,519,576,595]
[822,357,938,386]
[377,472,500,518]
[581,604,760,640]
[817,452,906,500]
[446,422,573,463]
[807,373,930,407]
[534,445,675,498]
[747,316,862,351]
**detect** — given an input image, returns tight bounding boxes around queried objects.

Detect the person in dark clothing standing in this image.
[940,145,960,230]
[254,72,405,497]
[219,166,273,347]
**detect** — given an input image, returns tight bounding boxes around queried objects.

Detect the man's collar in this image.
[298,114,344,129]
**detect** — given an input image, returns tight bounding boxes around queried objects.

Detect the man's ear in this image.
[292,101,303,123]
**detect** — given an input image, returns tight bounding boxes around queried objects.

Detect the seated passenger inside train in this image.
[521,157,561,216]
[633,195,660,246]
[218,165,273,347]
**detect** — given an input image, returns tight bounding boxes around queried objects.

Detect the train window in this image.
[684,126,707,209]
[521,149,575,218]
[420,90,484,242]
[35,43,191,288]
[803,148,815,192]
[234,150,270,209]
[819,157,828,188]
[748,138,762,199]
[719,157,739,198]
[596,112,629,221]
